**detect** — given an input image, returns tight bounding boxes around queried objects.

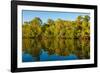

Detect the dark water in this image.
[22,38,90,62]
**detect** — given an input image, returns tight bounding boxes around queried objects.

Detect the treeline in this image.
[22,15,90,39]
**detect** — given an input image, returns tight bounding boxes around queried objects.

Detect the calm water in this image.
[22,38,90,62]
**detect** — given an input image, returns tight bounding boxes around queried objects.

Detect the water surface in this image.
[22,38,90,62]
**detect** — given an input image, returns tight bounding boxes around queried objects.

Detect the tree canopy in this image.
[22,15,90,40]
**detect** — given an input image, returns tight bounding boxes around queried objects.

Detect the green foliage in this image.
[22,15,90,61]
[22,15,90,39]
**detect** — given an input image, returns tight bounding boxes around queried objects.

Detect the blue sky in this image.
[22,10,90,24]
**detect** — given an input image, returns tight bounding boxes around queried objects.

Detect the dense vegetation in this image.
[22,15,90,40]
[22,15,90,62]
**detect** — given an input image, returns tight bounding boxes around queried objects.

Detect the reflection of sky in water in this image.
[22,38,90,62]
[22,50,78,62]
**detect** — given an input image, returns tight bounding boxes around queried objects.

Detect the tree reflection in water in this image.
[22,38,90,62]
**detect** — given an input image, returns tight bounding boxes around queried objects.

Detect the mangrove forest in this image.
[22,15,90,62]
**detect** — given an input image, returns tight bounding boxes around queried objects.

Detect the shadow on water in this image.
[22,38,90,62]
